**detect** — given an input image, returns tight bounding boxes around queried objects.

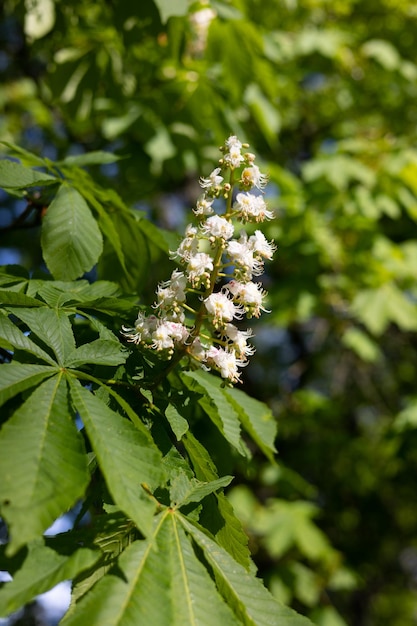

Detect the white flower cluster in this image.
[122,136,276,383]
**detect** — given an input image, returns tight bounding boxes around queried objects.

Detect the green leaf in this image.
[165,403,189,441]
[0,314,57,365]
[170,471,233,509]
[183,371,244,454]
[223,387,277,461]
[167,514,241,626]
[62,511,240,626]
[0,375,89,554]
[154,0,189,23]
[342,327,381,363]
[0,160,57,188]
[0,540,99,617]
[69,380,166,537]
[180,516,313,626]
[65,339,128,368]
[41,184,103,280]
[58,151,121,167]
[0,363,57,407]
[8,307,76,366]
[0,291,46,307]
[183,432,251,570]
[98,210,149,292]
[245,83,281,147]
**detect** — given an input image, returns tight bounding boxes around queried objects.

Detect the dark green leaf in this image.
[0,540,99,617]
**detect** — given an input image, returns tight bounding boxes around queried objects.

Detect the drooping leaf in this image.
[0,375,89,554]
[62,511,241,626]
[8,307,76,366]
[183,371,244,454]
[0,539,99,617]
[0,363,57,407]
[65,339,128,368]
[61,516,172,626]
[0,160,57,188]
[180,516,314,626]
[167,513,241,626]
[0,314,57,365]
[69,380,166,537]
[223,387,277,461]
[41,184,103,280]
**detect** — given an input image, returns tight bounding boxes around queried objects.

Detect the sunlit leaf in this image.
[0,375,89,554]
[0,363,57,407]
[65,339,128,367]
[69,380,166,537]
[180,516,313,626]
[0,314,57,365]
[0,160,57,188]
[41,184,103,280]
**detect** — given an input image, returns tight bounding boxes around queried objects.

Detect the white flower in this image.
[122,313,158,344]
[227,237,264,279]
[194,195,214,216]
[222,323,255,359]
[199,167,224,191]
[201,215,234,240]
[171,225,199,261]
[225,136,242,151]
[188,337,207,361]
[206,346,246,382]
[233,192,274,222]
[226,280,269,318]
[151,320,189,351]
[187,252,214,287]
[248,230,276,260]
[241,165,268,190]
[155,270,187,310]
[205,291,243,327]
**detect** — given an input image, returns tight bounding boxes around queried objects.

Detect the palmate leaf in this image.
[8,307,76,366]
[224,387,277,461]
[180,517,314,626]
[0,539,99,617]
[65,339,128,367]
[0,314,56,365]
[0,362,58,407]
[62,511,240,626]
[41,184,103,280]
[69,380,167,537]
[183,371,244,454]
[0,375,89,555]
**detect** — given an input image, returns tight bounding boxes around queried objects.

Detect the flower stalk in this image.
[122,136,276,384]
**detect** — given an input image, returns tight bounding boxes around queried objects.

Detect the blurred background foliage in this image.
[1,0,417,624]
